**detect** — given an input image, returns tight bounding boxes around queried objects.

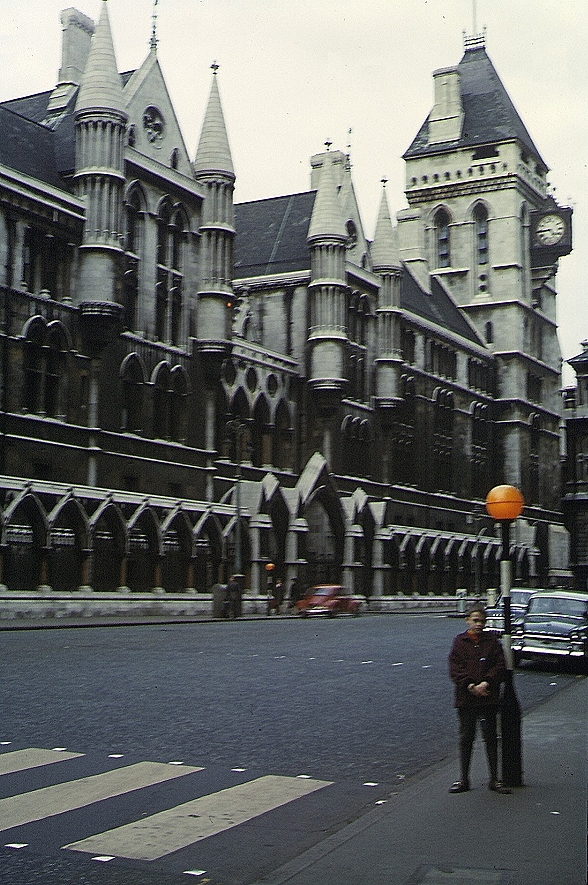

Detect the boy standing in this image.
[448,604,510,794]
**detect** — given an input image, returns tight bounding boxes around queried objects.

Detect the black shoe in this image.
[449,781,470,793]
[488,780,511,794]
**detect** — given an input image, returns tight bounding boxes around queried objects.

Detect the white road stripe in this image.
[0,748,83,776]
[0,761,202,831]
[65,774,333,861]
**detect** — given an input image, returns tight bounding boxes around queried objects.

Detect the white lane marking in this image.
[92,856,115,862]
[5,843,28,849]
[184,871,207,877]
[0,748,83,777]
[0,761,202,831]
[65,774,333,862]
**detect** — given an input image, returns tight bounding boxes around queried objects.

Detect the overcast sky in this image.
[1,0,586,383]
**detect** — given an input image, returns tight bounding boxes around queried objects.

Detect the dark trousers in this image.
[457,706,499,784]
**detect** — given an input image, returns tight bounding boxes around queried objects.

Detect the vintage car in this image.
[511,591,588,667]
[485,588,537,633]
[296,585,364,618]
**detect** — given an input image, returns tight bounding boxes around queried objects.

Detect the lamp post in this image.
[226,418,247,576]
[485,484,524,787]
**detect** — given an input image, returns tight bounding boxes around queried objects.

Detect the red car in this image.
[296,585,363,618]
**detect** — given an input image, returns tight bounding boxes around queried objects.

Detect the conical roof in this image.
[307,152,347,241]
[75,0,126,117]
[371,188,399,269]
[194,72,234,178]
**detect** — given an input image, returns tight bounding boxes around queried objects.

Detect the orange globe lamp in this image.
[485,485,524,522]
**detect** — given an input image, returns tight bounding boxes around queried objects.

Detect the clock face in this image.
[535,213,565,246]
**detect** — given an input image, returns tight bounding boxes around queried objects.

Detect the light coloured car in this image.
[511,591,588,668]
[485,588,537,633]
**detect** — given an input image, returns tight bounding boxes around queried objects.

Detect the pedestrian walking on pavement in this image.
[448,603,511,794]
[274,579,284,614]
[288,576,300,609]
[226,575,240,620]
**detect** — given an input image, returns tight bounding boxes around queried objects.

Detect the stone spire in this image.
[371,184,400,271]
[75,0,126,118]
[194,66,235,178]
[307,150,347,242]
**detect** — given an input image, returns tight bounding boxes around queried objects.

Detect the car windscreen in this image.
[528,597,588,618]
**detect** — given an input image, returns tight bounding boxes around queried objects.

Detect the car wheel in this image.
[300,610,308,618]
[513,651,522,667]
[352,606,361,617]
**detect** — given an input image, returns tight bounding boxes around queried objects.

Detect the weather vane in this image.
[150,0,159,52]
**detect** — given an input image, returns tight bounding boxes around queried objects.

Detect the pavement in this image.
[250,671,588,885]
[2,613,586,885]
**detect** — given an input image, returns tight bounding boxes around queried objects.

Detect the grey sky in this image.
[1,0,585,382]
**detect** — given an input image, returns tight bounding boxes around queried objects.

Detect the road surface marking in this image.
[0,761,202,831]
[0,748,83,776]
[65,774,332,861]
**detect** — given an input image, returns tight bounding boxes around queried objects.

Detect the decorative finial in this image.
[381,177,388,189]
[211,61,219,74]
[463,0,486,51]
[325,139,332,151]
[150,0,159,52]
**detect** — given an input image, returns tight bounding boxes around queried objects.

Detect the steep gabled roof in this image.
[401,267,483,346]
[404,45,546,169]
[234,191,316,279]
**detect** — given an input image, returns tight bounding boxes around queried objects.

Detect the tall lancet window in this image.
[155,202,186,345]
[474,204,489,267]
[434,209,451,268]
[124,189,144,332]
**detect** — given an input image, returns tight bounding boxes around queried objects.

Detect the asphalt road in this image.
[0,615,579,885]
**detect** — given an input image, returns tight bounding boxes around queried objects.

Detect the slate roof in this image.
[0,104,68,190]
[404,45,546,169]
[234,190,482,346]
[401,269,482,345]
[0,69,139,187]
[234,191,316,279]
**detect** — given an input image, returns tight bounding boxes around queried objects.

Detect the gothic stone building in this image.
[0,6,573,608]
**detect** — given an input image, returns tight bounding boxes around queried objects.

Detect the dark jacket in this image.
[448,630,506,709]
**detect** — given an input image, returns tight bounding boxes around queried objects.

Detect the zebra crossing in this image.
[0,744,336,882]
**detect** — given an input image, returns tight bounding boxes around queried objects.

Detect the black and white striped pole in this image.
[485,485,524,787]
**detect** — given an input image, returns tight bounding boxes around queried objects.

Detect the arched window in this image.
[153,362,172,439]
[124,189,144,332]
[23,319,68,417]
[434,209,451,268]
[474,204,489,267]
[121,354,145,434]
[170,366,188,442]
[155,203,186,344]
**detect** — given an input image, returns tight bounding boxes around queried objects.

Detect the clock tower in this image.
[400,30,573,510]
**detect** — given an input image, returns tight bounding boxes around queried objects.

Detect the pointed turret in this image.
[75,0,126,118]
[194,69,235,179]
[371,186,400,273]
[306,150,350,442]
[373,184,403,430]
[307,150,347,242]
[194,66,236,386]
[74,0,126,332]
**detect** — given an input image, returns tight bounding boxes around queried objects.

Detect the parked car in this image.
[485,588,537,633]
[511,591,588,667]
[296,585,364,618]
